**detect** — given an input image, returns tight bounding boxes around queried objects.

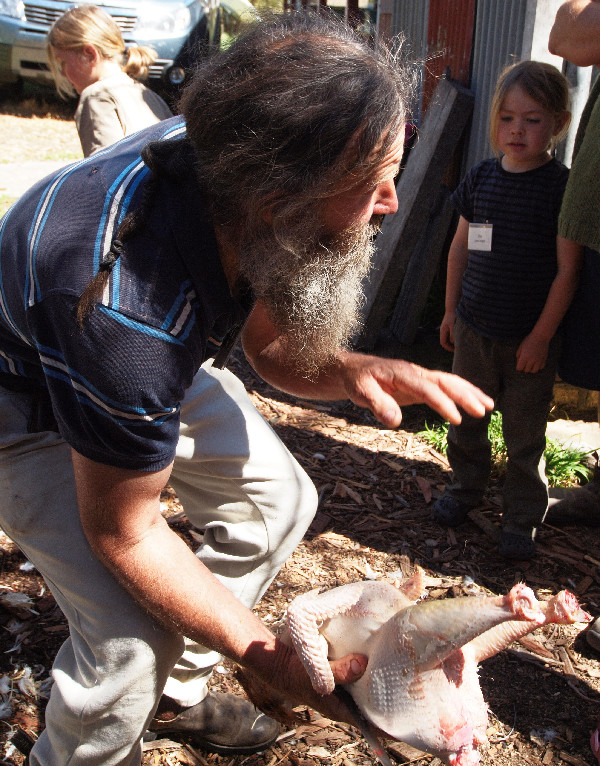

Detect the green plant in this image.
[544,438,593,486]
[483,410,508,471]
[418,420,448,454]
[418,411,593,487]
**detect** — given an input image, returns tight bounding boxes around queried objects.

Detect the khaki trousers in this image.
[0,361,317,765]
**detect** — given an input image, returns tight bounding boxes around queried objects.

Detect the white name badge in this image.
[468,223,493,251]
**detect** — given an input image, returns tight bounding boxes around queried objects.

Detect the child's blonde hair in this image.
[489,60,571,158]
[47,4,158,98]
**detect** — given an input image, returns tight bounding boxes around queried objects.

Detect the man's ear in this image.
[260,198,281,225]
[259,190,287,225]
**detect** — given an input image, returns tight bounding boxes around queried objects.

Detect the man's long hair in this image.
[77,12,413,327]
[180,12,413,245]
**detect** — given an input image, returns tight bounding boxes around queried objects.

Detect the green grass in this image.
[419,411,593,487]
[0,195,16,218]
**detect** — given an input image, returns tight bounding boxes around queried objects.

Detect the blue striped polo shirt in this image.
[0,116,243,471]
[451,157,569,341]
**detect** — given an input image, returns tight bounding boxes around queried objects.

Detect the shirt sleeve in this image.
[450,166,477,222]
[76,92,125,157]
[28,291,196,471]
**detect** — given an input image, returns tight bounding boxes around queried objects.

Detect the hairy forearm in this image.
[110,520,278,662]
[244,334,350,401]
[72,451,285,681]
[71,450,368,722]
[97,521,370,718]
[247,338,493,428]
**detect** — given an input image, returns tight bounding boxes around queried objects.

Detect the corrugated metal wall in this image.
[386,1,573,170]
[389,0,428,123]
[465,0,528,169]
[390,0,428,55]
[387,0,476,134]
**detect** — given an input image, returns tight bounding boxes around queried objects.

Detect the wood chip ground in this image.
[0,350,598,766]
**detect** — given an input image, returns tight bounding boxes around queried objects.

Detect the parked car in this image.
[0,0,232,99]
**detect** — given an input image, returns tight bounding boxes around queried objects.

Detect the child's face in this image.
[52,47,97,95]
[496,85,563,172]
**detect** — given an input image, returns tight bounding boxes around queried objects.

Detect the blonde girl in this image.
[433,60,582,560]
[48,4,172,156]
[488,59,571,162]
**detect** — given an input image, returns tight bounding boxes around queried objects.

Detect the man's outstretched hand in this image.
[243,302,494,427]
[336,351,494,428]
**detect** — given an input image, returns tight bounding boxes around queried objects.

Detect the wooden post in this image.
[345,0,360,27]
[354,77,474,350]
[389,188,454,344]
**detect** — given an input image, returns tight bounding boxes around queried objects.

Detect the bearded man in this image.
[0,12,493,766]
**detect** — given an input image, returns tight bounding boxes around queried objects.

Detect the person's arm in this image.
[439,216,470,353]
[241,299,494,429]
[71,450,367,721]
[516,237,583,373]
[77,91,125,157]
[549,0,600,66]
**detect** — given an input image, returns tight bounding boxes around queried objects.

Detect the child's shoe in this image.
[498,531,536,560]
[586,616,600,653]
[431,495,473,527]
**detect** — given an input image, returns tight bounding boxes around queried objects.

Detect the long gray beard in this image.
[239,222,377,378]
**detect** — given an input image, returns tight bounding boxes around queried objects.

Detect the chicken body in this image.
[287,576,591,765]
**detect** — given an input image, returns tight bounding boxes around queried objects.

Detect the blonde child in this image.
[48,4,172,157]
[432,60,582,560]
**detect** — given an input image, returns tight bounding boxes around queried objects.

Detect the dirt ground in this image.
[0,94,599,766]
[0,92,80,164]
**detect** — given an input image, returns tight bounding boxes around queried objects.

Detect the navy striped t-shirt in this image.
[0,117,243,471]
[451,157,569,341]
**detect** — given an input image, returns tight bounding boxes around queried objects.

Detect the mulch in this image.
[0,348,599,766]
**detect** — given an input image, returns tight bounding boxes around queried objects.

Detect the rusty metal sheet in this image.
[422,0,475,112]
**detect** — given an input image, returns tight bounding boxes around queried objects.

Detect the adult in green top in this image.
[549,0,600,666]
[550,1,600,390]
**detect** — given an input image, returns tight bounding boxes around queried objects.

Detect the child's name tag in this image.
[468,223,493,251]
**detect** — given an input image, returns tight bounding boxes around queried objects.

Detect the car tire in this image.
[0,78,24,103]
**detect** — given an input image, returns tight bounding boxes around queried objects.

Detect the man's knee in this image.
[291,468,318,526]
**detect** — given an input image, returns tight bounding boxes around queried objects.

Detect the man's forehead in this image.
[374,129,405,172]
[323,123,406,196]
[353,126,405,187]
